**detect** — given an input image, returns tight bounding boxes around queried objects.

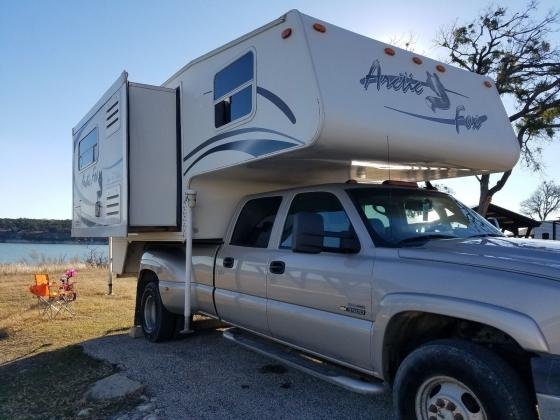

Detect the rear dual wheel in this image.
[140,281,176,342]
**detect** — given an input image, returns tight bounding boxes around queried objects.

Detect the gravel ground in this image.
[83,328,394,419]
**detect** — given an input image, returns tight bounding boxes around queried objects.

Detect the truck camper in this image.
[73,10,560,420]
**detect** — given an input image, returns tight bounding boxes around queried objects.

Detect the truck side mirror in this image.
[292,212,324,254]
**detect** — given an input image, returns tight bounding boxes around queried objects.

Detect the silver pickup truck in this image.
[134,182,560,420]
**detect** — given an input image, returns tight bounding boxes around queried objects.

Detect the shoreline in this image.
[0,240,107,245]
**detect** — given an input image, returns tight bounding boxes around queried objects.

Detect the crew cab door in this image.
[266,191,374,370]
[214,196,283,335]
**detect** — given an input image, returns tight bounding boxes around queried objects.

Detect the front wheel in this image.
[140,281,175,342]
[393,339,536,420]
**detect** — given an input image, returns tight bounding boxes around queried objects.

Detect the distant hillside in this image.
[0,218,106,244]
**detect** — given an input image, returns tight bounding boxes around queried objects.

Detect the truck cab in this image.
[137,182,560,420]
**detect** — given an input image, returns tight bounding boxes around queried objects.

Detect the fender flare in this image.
[373,292,549,379]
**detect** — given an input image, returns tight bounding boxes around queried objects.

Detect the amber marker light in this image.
[436,64,446,73]
[484,80,493,88]
[281,28,292,39]
[313,23,326,33]
[412,57,422,65]
[384,47,395,56]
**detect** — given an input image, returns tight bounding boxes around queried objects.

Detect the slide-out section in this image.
[72,73,179,238]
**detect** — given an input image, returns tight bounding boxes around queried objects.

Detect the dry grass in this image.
[0,268,137,363]
[0,268,140,418]
[0,261,90,276]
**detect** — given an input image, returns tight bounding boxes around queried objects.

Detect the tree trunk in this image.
[477,174,492,216]
[476,170,513,217]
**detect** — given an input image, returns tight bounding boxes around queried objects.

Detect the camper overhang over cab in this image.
[71,9,519,251]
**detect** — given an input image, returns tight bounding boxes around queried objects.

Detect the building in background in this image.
[532,220,560,241]
[472,203,541,238]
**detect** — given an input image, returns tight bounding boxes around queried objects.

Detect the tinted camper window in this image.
[230,196,282,248]
[214,52,254,128]
[78,128,98,170]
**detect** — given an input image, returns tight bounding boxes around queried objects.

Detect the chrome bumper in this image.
[532,355,560,420]
[537,394,560,420]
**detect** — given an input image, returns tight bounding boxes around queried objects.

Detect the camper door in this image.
[72,74,128,237]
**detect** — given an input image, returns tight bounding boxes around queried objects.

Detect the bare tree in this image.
[389,33,421,52]
[521,180,560,220]
[436,1,560,216]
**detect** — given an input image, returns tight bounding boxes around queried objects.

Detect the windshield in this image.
[347,187,503,247]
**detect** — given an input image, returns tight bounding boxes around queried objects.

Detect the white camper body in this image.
[72,76,179,237]
[72,9,519,245]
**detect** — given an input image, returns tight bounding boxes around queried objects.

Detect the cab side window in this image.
[230,196,282,248]
[280,192,359,253]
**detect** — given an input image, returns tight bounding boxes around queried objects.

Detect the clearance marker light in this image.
[384,47,395,56]
[436,64,446,73]
[313,23,326,33]
[412,57,423,65]
[484,80,493,88]
[281,28,292,39]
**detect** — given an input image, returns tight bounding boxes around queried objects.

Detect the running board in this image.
[222,328,386,395]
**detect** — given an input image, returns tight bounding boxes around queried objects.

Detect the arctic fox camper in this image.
[72,10,560,420]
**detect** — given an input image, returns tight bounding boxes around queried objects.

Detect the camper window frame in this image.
[213,49,256,130]
[77,127,99,172]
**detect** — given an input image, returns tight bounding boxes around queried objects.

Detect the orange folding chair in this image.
[29,274,75,319]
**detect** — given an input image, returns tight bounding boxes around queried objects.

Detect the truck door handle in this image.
[269,260,285,275]
[223,257,234,268]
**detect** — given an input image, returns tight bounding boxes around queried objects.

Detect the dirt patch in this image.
[0,345,142,419]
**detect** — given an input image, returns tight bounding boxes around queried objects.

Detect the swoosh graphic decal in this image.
[184,139,297,175]
[385,106,488,133]
[257,86,297,124]
[103,158,123,170]
[182,127,302,163]
[79,215,103,227]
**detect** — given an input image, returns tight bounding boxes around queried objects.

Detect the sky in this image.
[0,0,558,220]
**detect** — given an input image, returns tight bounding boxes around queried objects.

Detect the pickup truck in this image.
[134,182,560,420]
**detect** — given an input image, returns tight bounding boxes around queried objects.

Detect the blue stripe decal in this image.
[384,106,488,133]
[182,127,302,162]
[256,86,297,124]
[184,139,297,175]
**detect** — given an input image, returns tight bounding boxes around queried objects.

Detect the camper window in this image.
[230,196,282,248]
[78,128,98,170]
[214,51,254,128]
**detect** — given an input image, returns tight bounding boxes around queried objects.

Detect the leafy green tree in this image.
[437,1,560,216]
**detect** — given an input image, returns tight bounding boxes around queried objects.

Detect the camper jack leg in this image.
[107,237,113,295]
[180,189,197,334]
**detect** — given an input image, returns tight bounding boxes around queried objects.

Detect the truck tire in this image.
[393,339,535,420]
[140,281,175,342]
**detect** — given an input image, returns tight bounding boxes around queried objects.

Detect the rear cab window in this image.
[280,192,360,254]
[230,196,282,248]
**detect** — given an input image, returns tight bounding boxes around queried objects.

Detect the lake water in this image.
[0,243,108,264]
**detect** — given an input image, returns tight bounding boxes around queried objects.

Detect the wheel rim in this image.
[143,294,157,333]
[415,375,487,420]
